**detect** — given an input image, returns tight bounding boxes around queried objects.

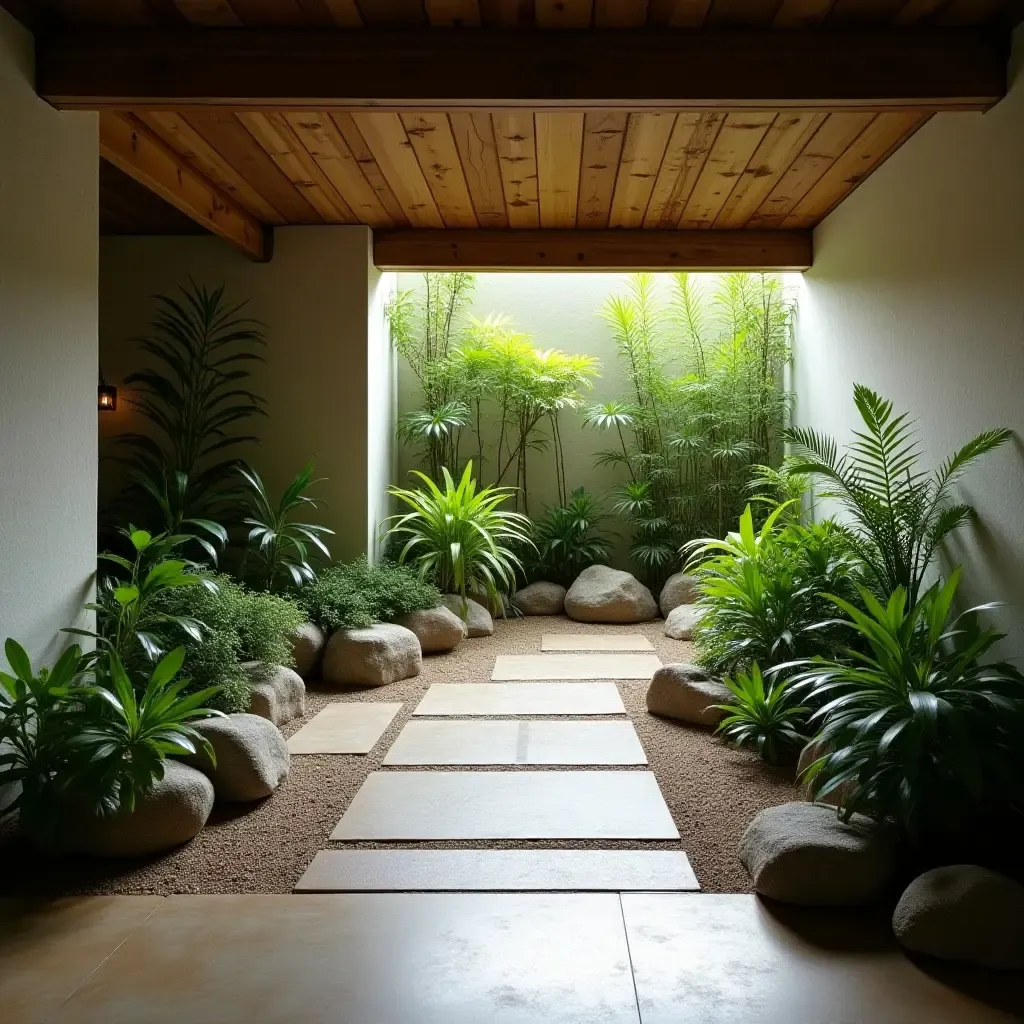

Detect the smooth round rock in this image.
[186,713,290,803]
[893,865,1024,970]
[246,663,306,727]
[646,664,731,726]
[289,622,327,678]
[440,594,494,637]
[65,761,214,858]
[663,604,705,640]
[564,565,657,624]
[739,802,896,906]
[659,573,700,617]
[396,605,467,653]
[322,623,423,687]
[514,582,567,616]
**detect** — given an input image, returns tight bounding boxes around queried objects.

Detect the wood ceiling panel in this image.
[535,112,585,227]
[330,112,410,224]
[351,112,445,226]
[285,112,395,226]
[401,112,479,227]
[478,0,534,24]
[893,0,944,22]
[609,112,676,228]
[425,0,482,23]
[577,111,628,229]
[493,111,540,228]
[827,0,903,22]
[355,0,429,23]
[647,0,714,24]
[228,0,307,23]
[449,112,510,228]
[172,1,243,23]
[238,111,356,221]
[707,0,783,24]
[643,112,723,227]
[321,0,364,23]
[772,0,834,24]
[535,0,595,25]
[594,0,650,25]
[782,111,926,226]
[715,111,824,227]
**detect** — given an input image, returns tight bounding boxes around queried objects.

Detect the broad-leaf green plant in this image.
[714,664,808,766]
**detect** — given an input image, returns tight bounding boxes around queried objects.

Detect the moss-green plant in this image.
[299,558,440,634]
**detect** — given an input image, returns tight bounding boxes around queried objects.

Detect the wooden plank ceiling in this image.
[44,0,1014,266]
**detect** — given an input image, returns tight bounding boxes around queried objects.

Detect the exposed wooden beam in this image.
[372,229,813,271]
[40,28,1006,112]
[99,111,271,261]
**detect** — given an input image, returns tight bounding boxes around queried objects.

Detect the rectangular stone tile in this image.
[382,720,647,766]
[286,702,402,754]
[492,653,662,680]
[542,634,654,652]
[53,893,640,1024]
[413,683,626,717]
[295,850,699,893]
[621,893,1024,1024]
[330,771,679,840]
[1,896,163,1024]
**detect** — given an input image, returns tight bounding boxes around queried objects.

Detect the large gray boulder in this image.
[440,594,494,637]
[659,572,700,617]
[65,761,214,858]
[289,622,327,679]
[396,605,467,654]
[185,713,290,803]
[663,604,705,640]
[646,663,731,726]
[322,623,422,687]
[739,802,896,906]
[514,581,567,616]
[246,663,306,727]
[564,565,657,624]
[893,866,1024,971]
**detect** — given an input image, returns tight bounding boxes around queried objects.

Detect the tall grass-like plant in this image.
[785,384,1011,605]
[789,572,1024,848]
[385,462,533,611]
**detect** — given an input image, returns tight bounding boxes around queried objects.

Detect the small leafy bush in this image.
[528,488,613,587]
[299,559,440,633]
[154,575,304,713]
[714,664,807,766]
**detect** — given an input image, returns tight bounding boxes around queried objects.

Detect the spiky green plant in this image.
[715,664,808,765]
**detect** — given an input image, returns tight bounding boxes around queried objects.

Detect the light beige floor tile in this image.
[382,720,647,765]
[286,702,402,754]
[295,849,698,892]
[622,893,1024,1023]
[491,653,662,680]
[53,893,641,1024]
[541,634,654,651]
[1,896,163,1024]
[413,682,626,716]
[330,771,679,840]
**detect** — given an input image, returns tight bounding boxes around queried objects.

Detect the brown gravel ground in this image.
[0,616,797,896]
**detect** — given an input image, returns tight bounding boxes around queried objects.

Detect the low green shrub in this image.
[714,664,807,766]
[299,558,441,634]
[155,575,304,713]
[527,488,612,587]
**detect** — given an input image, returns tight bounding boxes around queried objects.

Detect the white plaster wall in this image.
[367,257,397,559]
[100,227,390,562]
[0,9,98,670]
[793,28,1024,657]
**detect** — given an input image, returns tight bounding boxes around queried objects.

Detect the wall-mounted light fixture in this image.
[98,370,117,412]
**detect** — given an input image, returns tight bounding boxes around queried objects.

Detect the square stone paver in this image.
[52,894,641,1024]
[541,634,654,652]
[382,720,647,766]
[330,771,679,841]
[491,653,662,680]
[286,703,402,754]
[295,850,699,893]
[413,683,626,717]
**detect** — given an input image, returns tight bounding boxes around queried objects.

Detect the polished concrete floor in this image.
[4,893,1022,1023]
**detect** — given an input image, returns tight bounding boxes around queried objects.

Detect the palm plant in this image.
[397,402,470,483]
[238,460,334,592]
[385,461,533,613]
[118,280,266,535]
[529,488,613,587]
[789,572,1024,848]
[784,384,1011,605]
[715,664,808,766]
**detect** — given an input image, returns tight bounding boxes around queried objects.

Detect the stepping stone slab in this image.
[382,720,647,766]
[295,849,699,892]
[52,893,641,1024]
[330,771,680,841]
[541,633,654,651]
[287,702,402,754]
[492,653,662,680]
[413,682,626,716]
